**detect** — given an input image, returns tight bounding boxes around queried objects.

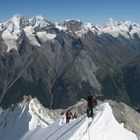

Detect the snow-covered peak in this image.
[28,98,55,129]
[0,15,140,38]
[0,99,138,140]
[0,14,54,33]
[9,14,22,23]
[29,15,54,29]
[33,15,45,21]
[96,19,140,38]
[84,22,93,29]
[73,22,98,37]
[0,98,55,140]
[5,14,28,32]
[60,19,83,30]
[57,18,138,38]
[30,15,45,25]
[21,102,138,140]
[1,15,25,52]
[1,14,56,52]
[1,15,140,52]
[58,20,96,37]
[107,18,131,27]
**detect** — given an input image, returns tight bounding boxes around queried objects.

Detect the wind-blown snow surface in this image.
[21,103,137,140]
[0,98,54,140]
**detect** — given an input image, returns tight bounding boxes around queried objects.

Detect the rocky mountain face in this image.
[122,54,140,108]
[0,15,140,109]
[109,100,140,140]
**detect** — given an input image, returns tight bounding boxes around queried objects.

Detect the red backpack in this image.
[66,111,73,119]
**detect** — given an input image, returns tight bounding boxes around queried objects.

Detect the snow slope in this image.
[21,102,138,140]
[0,98,55,140]
[72,103,137,140]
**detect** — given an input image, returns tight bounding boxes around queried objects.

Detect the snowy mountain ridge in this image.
[1,15,140,135]
[21,101,138,140]
[0,15,140,52]
[0,98,55,140]
[0,98,138,140]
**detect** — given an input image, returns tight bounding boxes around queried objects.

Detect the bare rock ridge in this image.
[0,15,140,109]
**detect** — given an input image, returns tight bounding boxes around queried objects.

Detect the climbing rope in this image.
[56,115,86,140]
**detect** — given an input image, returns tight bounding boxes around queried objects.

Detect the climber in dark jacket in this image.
[87,94,97,117]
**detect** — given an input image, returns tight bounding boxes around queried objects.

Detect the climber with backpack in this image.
[87,94,97,118]
[66,109,73,123]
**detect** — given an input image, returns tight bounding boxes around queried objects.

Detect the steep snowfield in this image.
[21,102,137,140]
[72,103,137,140]
[37,32,56,41]
[0,98,54,140]
[0,99,138,140]
[1,14,23,52]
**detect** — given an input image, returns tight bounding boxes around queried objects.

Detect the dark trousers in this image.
[66,118,71,123]
[87,107,93,117]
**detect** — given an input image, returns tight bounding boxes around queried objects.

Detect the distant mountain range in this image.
[0,15,140,109]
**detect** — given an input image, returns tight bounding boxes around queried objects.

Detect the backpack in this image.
[66,111,73,119]
[87,95,97,108]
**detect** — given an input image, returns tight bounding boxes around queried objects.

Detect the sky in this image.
[0,0,140,24]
